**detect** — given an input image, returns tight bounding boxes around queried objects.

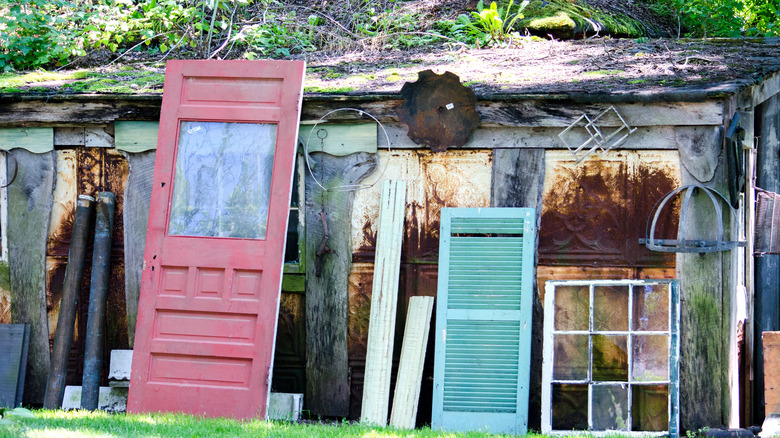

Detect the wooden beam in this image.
[7,149,55,404]
[305,151,378,417]
[361,180,407,426]
[0,128,53,153]
[389,295,434,429]
[380,124,722,151]
[0,97,162,127]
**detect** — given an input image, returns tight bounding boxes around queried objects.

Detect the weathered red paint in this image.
[127,60,305,419]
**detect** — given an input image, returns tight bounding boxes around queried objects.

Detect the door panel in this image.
[128,60,304,419]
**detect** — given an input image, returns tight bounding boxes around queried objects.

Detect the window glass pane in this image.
[593,334,628,381]
[632,335,669,381]
[169,121,277,239]
[592,384,629,431]
[632,384,669,431]
[554,285,589,331]
[553,334,589,380]
[594,285,628,331]
[552,384,588,430]
[633,284,669,331]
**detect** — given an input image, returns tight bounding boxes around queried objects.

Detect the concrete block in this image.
[267,393,303,421]
[108,350,132,382]
[62,386,128,413]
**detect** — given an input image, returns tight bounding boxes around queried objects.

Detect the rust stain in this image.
[539,151,680,268]
[0,289,10,324]
[347,263,374,359]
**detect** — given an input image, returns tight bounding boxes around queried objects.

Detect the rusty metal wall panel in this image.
[348,149,491,421]
[539,150,681,268]
[352,150,491,262]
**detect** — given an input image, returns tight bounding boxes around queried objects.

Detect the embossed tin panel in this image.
[539,150,681,268]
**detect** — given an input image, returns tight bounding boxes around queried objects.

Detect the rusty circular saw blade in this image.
[397,70,479,152]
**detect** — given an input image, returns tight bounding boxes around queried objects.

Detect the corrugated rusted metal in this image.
[46,144,129,387]
[348,149,491,422]
[539,150,681,267]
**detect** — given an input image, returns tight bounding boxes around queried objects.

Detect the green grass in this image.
[0,410,558,438]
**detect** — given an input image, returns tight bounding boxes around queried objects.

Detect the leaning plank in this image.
[7,149,55,405]
[121,151,155,348]
[305,151,378,417]
[361,180,407,426]
[389,296,434,429]
[0,324,29,407]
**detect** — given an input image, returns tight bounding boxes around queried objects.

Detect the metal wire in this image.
[1,150,18,189]
[303,107,391,192]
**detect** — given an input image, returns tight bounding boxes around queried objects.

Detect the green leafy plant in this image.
[0,0,81,71]
[0,407,34,426]
[446,0,529,46]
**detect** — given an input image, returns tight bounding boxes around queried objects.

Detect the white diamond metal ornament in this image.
[558,106,638,163]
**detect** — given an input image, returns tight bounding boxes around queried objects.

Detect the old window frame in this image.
[541,279,680,437]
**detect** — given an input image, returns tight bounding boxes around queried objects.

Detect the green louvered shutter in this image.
[432,207,535,435]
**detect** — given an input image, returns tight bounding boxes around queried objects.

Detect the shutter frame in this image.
[432,207,536,435]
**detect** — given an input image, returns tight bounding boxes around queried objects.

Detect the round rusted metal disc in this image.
[397,70,480,152]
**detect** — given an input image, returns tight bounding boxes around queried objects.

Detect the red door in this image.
[127,60,305,419]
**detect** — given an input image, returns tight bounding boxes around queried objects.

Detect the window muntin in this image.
[542,280,679,437]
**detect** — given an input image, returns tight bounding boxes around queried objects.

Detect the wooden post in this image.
[755,94,780,423]
[8,149,56,405]
[81,192,115,410]
[43,194,95,409]
[677,141,729,430]
[491,148,546,430]
[361,180,406,426]
[305,151,377,417]
[389,295,434,429]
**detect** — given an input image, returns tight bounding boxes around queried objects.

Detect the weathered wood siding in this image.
[8,149,55,405]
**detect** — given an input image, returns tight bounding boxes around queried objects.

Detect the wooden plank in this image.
[7,149,55,405]
[299,123,377,156]
[0,98,162,127]
[361,180,407,426]
[301,100,724,128]
[115,122,159,153]
[1,151,7,262]
[305,151,378,417]
[53,127,86,146]
[84,126,114,148]
[763,332,780,414]
[490,147,545,430]
[380,124,721,151]
[0,128,53,153]
[677,150,728,430]
[0,324,28,407]
[389,295,434,429]
[741,106,757,426]
[755,94,780,423]
[677,126,723,183]
[121,151,155,349]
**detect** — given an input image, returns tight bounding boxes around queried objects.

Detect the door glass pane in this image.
[554,285,589,330]
[632,335,669,381]
[553,334,589,380]
[592,334,628,381]
[552,383,588,430]
[594,285,628,331]
[633,284,669,331]
[169,121,277,239]
[592,384,629,431]
[632,384,669,431]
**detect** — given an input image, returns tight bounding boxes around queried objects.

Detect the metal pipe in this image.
[43,194,95,409]
[81,192,115,410]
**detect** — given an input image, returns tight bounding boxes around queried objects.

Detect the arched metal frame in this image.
[640,184,746,253]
